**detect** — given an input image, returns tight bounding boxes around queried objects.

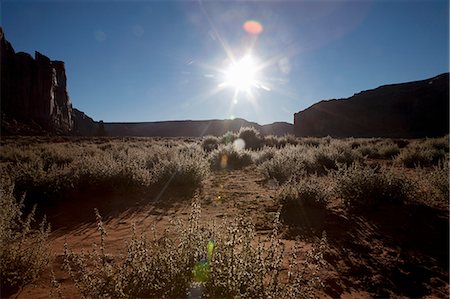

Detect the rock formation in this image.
[71,108,99,136]
[294,73,449,138]
[1,28,73,134]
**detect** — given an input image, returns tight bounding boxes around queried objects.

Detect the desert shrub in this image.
[280,134,299,147]
[152,145,209,189]
[258,143,361,183]
[278,176,328,210]
[201,136,219,152]
[252,147,276,165]
[298,137,322,147]
[350,140,361,149]
[0,180,50,297]
[334,163,413,210]
[396,146,446,168]
[209,146,253,170]
[423,136,449,152]
[427,162,449,202]
[204,214,326,298]
[258,145,309,183]
[392,139,409,148]
[63,202,326,298]
[0,144,40,163]
[263,135,281,148]
[310,144,362,175]
[378,142,400,159]
[238,127,263,150]
[63,205,204,298]
[357,145,379,158]
[220,131,237,145]
[5,142,209,205]
[39,144,75,169]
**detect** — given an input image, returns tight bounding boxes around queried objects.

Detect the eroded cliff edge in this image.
[294,73,449,138]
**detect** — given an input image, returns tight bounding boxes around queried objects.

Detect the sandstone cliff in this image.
[294,73,449,138]
[1,28,73,134]
[71,108,99,136]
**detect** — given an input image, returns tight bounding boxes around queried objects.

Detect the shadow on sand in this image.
[281,202,449,298]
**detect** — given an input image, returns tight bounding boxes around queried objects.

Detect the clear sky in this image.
[2,0,449,125]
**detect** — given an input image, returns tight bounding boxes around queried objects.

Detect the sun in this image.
[222,55,259,92]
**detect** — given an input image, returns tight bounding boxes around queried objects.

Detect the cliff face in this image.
[294,73,449,138]
[71,108,99,136]
[1,28,73,134]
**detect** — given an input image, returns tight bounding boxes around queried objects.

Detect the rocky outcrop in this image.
[1,28,73,134]
[294,73,449,138]
[71,108,99,136]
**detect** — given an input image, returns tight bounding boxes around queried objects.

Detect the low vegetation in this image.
[209,145,253,170]
[0,133,448,298]
[0,180,50,297]
[63,201,326,298]
[1,140,209,205]
[334,163,414,210]
[395,136,448,168]
[278,176,329,210]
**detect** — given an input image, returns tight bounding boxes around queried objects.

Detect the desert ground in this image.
[1,130,448,298]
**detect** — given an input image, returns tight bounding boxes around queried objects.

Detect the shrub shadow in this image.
[282,203,449,298]
[36,184,198,235]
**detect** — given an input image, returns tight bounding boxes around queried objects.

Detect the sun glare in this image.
[223,55,259,92]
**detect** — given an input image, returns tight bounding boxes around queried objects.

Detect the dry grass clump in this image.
[263,135,282,148]
[311,144,362,174]
[396,144,447,168]
[258,145,309,183]
[219,131,238,145]
[259,143,361,183]
[427,162,449,202]
[209,145,253,170]
[252,147,276,165]
[297,137,326,148]
[422,136,449,152]
[0,180,50,297]
[151,144,209,189]
[238,126,264,150]
[278,176,329,210]
[63,201,326,298]
[265,134,299,148]
[204,214,326,298]
[355,140,401,159]
[377,141,400,159]
[334,163,414,210]
[201,136,219,152]
[396,136,449,168]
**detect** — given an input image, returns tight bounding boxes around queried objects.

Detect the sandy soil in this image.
[11,166,450,298]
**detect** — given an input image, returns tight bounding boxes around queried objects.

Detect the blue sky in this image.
[2,0,448,124]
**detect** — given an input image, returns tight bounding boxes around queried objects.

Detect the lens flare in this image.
[192,260,210,283]
[233,138,245,151]
[243,20,263,35]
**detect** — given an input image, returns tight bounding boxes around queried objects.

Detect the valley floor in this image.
[15,165,449,298]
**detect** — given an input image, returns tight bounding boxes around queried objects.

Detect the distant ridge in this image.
[294,73,449,138]
[103,118,293,137]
